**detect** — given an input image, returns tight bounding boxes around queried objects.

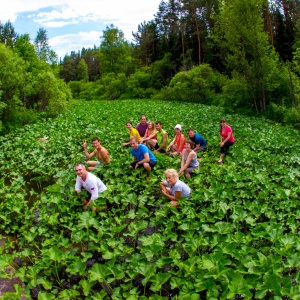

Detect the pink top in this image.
[221,125,234,143]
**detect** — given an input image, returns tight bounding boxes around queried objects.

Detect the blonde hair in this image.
[165,169,178,178]
[147,121,157,134]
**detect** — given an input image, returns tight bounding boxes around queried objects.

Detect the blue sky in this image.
[1,0,161,59]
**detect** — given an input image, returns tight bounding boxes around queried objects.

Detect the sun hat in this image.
[174,124,181,130]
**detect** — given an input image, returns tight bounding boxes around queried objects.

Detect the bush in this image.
[153,64,223,103]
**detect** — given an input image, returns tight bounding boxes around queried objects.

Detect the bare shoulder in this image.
[100,146,109,154]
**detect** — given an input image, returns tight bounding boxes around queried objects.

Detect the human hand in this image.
[135,162,140,169]
[83,204,88,210]
[83,140,87,148]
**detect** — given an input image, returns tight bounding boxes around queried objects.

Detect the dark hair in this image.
[220,118,228,132]
[185,140,195,149]
[187,128,194,132]
[92,137,100,142]
[156,121,162,125]
[126,121,132,125]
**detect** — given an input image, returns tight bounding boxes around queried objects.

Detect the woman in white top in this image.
[178,140,199,178]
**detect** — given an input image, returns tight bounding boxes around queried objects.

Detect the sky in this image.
[1,0,162,59]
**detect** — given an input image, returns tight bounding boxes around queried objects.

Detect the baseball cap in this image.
[174,124,181,130]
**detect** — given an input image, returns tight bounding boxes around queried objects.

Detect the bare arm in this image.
[179,152,194,174]
[135,152,150,169]
[83,140,95,159]
[101,149,110,164]
[220,130,232,146]
[194,143,200,152]
[166,137,175,152]
[160,182,176,200]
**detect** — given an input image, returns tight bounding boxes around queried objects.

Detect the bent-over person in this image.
[75,163,107,211]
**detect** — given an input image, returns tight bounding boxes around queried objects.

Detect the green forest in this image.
[1,0,300,133]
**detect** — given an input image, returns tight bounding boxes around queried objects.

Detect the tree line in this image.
[60,0,300,126]
[1,0,300,133]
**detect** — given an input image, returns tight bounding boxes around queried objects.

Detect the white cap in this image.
[174,124,181,130]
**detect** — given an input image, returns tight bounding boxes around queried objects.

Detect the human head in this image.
[129,136,139,149]
[140,115,147,125]
[92,137,100,148]
[75,163,87,178]
[187,128,195,138]
[155,121,162,131]
[174,124,181,132]
[164,169,178,185]
[148,121,155,130]
[220,118,227,129]
[126,121,133,129]
[184,140,195,150]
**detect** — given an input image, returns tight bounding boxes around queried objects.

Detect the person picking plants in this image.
[129,136,157,173]
[187,128,207,152]
[83,137,110,171]
[178,140,199,178]
[122,121,142,147]
[75,163,108,211]
[160,169,191,207]
[218,118,235,164]
[166,124,186,155]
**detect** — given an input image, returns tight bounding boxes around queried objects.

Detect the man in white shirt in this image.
[75,163,107,211]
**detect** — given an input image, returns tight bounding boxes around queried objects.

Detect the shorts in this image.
[154,143,166,153]
[185,166,198,175]
[195,145,206,152]
[130,160,157,169]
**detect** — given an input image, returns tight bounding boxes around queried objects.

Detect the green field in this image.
[1,100,300,299]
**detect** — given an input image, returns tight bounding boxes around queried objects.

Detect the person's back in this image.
[192,133,206,146]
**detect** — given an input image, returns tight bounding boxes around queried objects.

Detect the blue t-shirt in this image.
[163,179,191,198]
[190,133,206,146]
[130,144,157,162]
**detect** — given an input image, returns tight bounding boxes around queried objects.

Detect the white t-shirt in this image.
[75,172,107,201]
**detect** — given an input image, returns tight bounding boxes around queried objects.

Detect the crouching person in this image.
[160,169,191,207]
[75,162,107,211]
[129,136,157,174]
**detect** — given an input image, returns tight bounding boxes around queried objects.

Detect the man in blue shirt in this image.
[129,136,157,173]
[187,128,207,152]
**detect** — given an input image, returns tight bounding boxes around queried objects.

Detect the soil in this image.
[0,236,27,299]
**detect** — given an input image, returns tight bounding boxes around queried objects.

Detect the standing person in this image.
[178,140,199,178]
[129,136,157,173]
[83,137,110,171]
[187,128,207,152]
[218,118,235,164]
[75,163,107,211]
[160,169,191,207]
[154,121,168,153]
[166,124,186,155]
[140,121,157,150]
[122,121,141,147]
[136,115,148,137]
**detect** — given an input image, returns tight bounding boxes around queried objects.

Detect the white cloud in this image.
[1,0,161,59]
[49,31,101,58]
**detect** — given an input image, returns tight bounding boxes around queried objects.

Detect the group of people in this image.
[75,116,234,209]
